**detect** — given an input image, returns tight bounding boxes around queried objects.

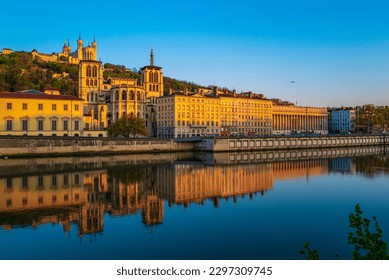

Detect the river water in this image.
[0,147,388,259]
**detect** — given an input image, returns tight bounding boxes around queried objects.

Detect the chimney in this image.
[233,89,236,97]
[213,86,219,97]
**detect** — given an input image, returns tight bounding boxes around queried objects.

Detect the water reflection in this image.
[1,146,388,237]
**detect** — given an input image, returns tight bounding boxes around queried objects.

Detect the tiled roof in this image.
[0,91,83,101]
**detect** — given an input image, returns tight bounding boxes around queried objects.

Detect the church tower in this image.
[77,35,83,60]
[141,49,164,99]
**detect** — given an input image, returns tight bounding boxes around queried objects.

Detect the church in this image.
[75,38,163,137]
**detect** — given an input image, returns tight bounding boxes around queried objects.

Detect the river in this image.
[0,147,388,259]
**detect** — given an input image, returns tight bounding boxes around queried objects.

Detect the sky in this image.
[1,0,389,107]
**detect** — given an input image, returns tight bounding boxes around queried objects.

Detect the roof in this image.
[0,90,83,101]
[140,65,162,70]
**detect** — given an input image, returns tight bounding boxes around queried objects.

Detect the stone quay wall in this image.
[197,135,387,152]
[0,136,194,157]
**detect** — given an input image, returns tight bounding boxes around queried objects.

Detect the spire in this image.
[68,39,70,46]
[150,48,154,66]
[93,35,96,42]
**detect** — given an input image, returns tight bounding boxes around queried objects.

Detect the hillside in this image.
[0,51,215,96]
[0,51,79,96]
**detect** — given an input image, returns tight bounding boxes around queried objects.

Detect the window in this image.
[63,120,68,131]
[64,194,69,202]
[64,104,68,111]
[22,120,28,131]
[37,175,44,189]
[6,199,12,207]
[38,197,43,204]
[74,120,79,131]
[6,120,12,131]
[51,175,57,187]
[63,174,69,186]
[22,103,27,110]
[22,198,28,206]
[52,104,57,110]
[22,177,28,189]
[52,195,57,203]
[6,103,12,109]
[37,120,44,131]
[38,104,43,110]
[75,105,79,111]
[51,120,57,131]
[6,178,12,189]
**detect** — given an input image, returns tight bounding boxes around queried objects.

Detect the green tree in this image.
[348,204,389,259]
[300,204,389,260]
[107,115,147,137]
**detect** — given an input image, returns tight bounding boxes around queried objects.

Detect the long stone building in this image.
[272,103,328,135]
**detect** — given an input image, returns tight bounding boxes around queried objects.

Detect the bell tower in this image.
[141,49,164,99]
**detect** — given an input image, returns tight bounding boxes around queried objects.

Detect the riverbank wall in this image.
[0,136,194,158]
[0,135,387,158]
[196,135,387,152]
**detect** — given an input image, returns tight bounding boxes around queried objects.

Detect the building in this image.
[1,48,13,55]
[0,90,83,136]
[329,108,356,133]
[156,87,272,138]
[31,36,97,65]
[272,103,328,135]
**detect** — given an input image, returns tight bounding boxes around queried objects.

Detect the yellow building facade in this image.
[0,90,83,136]
[156,88,273,138]
[272,104,328,135]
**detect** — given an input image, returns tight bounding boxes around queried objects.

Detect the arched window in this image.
[91,93,94,102]
[115,90,119,101]
[154,72,158,83]
[86,66,92,77]
[94,79,97,86]
[130,91,135,100]
[86,79,89,86]
[153,84,156,91]
[137,92,141,101]
[122,90,127,100]
[149,84,152,91]
[92,66,97,77]
[87,93,90,101]
[149,72,153,82]
[156,85,159,92]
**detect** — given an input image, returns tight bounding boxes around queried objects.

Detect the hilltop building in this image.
[31,36,97,65]
[0,48,13,55]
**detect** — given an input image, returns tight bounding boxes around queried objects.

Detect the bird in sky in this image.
[290,81,295,84]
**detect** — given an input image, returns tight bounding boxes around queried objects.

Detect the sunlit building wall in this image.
[0,90,83,136]
[272,104,328,135]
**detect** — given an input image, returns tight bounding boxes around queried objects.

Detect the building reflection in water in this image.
[1,147,387,236]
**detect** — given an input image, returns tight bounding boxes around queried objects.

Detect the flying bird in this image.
[290,81,295,84]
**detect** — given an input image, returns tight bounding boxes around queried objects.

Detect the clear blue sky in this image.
[1,0,389,107]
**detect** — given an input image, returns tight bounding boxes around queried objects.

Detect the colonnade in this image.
[272,114,328,133]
